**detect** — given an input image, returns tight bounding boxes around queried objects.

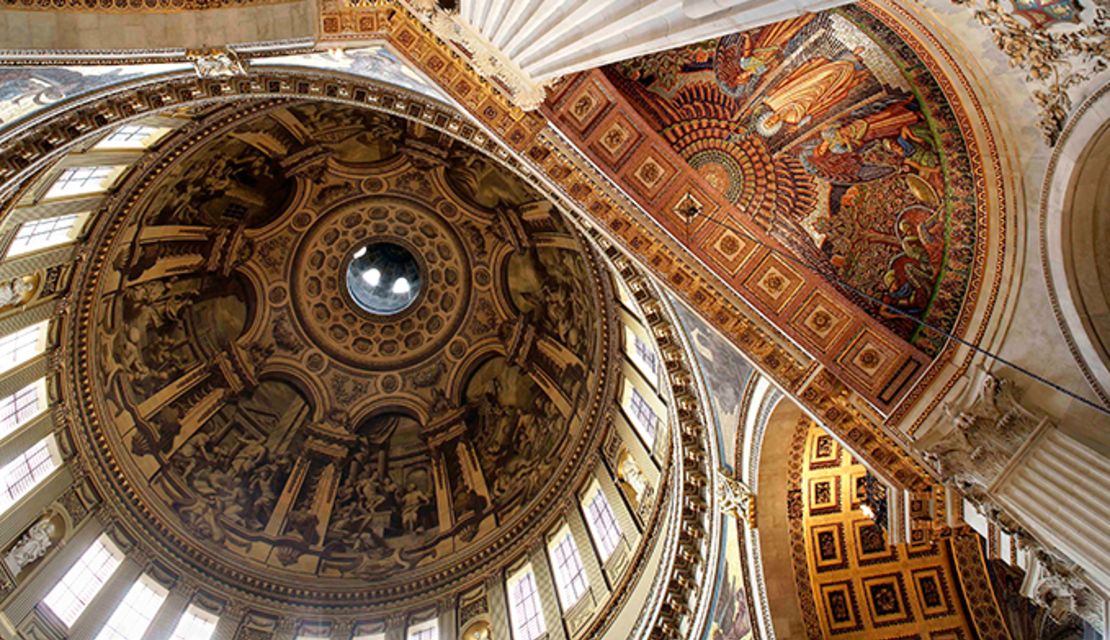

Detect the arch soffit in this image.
[1041,81,1110,407]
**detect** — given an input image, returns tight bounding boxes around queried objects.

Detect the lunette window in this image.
[95,125,168,150]
[627,386,660,448]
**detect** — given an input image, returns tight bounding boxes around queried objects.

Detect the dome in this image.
[58,99,648,616]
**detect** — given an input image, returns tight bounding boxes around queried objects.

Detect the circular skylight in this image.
[345,242,422,315]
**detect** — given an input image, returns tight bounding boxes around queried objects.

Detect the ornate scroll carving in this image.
[920,369,1042,492]
[187,48,250,78]
[950,0,1110,143]
[716,467,755,526]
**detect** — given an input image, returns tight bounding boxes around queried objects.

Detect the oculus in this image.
[345,241,422,316]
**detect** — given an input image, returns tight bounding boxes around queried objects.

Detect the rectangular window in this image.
[507,564,546,640]
[169,605,218,640]
[94,574,167,640]
[632,333,659,377]
[407,619,438,640]
[548,526,589,610]
[0,322,48,376]
[95,125,167,150]
[0,379,46,439]
[352,632,386,640]
[582,482,622,563]
[44,166,118,200]
[627,387,660,448]
[42,534,125,627]
[6,214,84,257]
[0,436,60,514]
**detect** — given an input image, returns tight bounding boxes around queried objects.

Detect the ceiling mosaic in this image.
[598,6,982,358]
[60,100,620,607]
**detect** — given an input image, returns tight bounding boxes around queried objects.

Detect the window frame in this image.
[581,480,623,564]
[41,534,126,628]
[168,604,219,640]
[5,213,88,258]
[506,562,546,640]
[547,525,590,611]
[93,573,168,640]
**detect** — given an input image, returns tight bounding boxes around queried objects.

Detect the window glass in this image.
[406,619,438,640]
[0,379,46,439]
[169,605,218,640]
[0,322,48,375]
[629,332,659,383]
[548,527,589,610]
[0,436,59,514]
[44,166,119,199]
[627,386,660,448]
[507,564,546,640]
[94,125,168,150]
[582,482,622,562]
[6,214,84,257]
[94,574,167,640]
[42,534,125,627]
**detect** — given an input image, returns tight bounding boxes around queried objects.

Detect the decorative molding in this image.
[949,0,1110,143]
[0,0,297,12]
[402,0,552,110]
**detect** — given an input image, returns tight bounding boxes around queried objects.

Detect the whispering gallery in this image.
[0,0,1106,638]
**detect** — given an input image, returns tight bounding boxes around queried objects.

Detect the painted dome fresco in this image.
[58,100,627,608]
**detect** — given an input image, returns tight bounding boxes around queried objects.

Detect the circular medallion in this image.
[292,197,470,370]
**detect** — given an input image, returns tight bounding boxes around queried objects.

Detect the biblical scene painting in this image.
[606,7,978,355]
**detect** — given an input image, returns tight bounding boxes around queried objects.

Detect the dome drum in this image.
[53,96,694,628]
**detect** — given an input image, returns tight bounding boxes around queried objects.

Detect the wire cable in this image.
[681,205,1110,417]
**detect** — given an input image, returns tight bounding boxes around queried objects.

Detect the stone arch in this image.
[1042,81,1110,408]
[753,394,811,639]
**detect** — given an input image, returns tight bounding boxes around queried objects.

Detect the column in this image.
[0,357,46,403]
[140,587,190,640]
[484,575,511,640]
[437,598,457,640]
[528,545,567,640]
[67,556,143,640]
[993,424,1110,593]
[0,246,72,281]
[211,605,244,640]
[0,301,51,338]
[2,194,101,227]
